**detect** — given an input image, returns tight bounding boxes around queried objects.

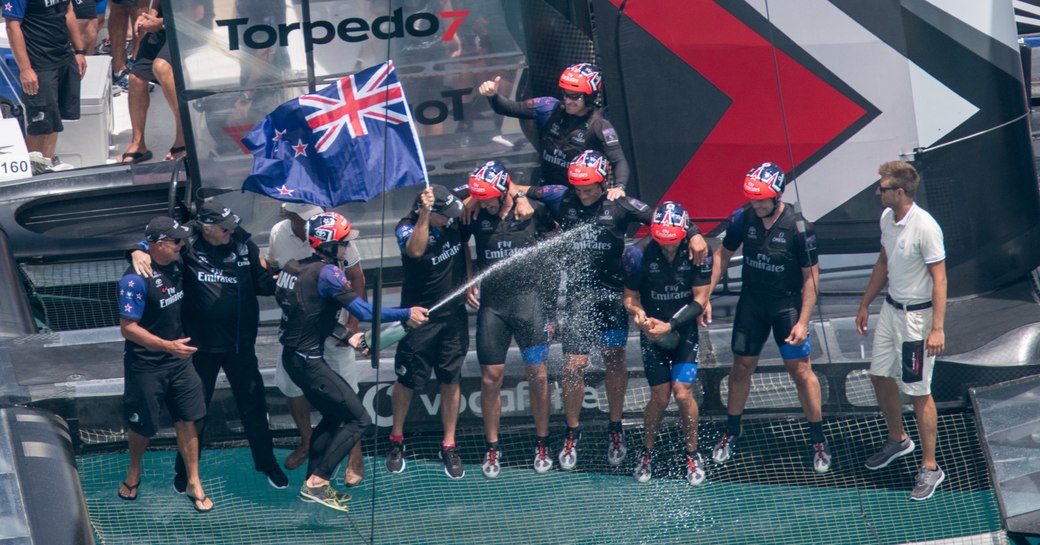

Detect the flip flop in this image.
[186,491,214,513]
[118,480,140,501]
[165,146,186,161]
[119,150,152,164]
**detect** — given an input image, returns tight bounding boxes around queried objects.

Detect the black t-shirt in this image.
[118,261,187,371]
[3,0,74,70]
[489,95,630,188]
[179,230,276,353]
[460,198,555,297]
[533,184,653,291]
[394,214,467,317]
[623,236,713,320]
[722,203,818,297]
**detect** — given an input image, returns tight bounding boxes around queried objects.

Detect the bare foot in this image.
[285,445,309,470]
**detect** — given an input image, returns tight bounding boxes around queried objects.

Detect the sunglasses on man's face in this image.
[878,184,899,192]
[562,92,585,101]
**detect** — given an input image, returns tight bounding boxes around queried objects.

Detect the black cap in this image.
[196,198,241,230]
[145,216,192,242]
[416,185,463,219]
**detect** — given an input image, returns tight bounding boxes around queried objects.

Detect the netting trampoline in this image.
[79,413,1003,545]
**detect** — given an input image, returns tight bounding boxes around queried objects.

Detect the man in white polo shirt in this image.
[266,202,367,486]
[855,160,947,501]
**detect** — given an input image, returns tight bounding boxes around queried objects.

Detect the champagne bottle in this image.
[362,321,410,352]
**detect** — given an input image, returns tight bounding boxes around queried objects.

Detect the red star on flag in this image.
[124,304,132,312]
[272,128,286,142]
[292,140,308,158]
[277,185,294,196]
[3,3,11,12]
[127,280,135,287]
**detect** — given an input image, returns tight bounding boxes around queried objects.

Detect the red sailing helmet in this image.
[306,212,357,255]
[743,162,786,200]
[467,161,511,200]
[568,150,610,186]
[558,63,603,96]
[651,201,690,244]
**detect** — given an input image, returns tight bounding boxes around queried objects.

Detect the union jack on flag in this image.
[299,62,408,152]
[242,61,428,207]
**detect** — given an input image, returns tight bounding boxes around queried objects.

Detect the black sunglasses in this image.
[878,185,900,192]
[562,92,584,101]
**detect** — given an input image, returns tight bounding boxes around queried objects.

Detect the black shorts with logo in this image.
[24,58,80,135]
[123,357,206,437]
[394,305,468,390]
[731,292,809,359]
[640,323,699,387]
[476,291,549,365]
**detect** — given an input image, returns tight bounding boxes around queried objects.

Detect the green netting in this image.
[79,413,1005,545]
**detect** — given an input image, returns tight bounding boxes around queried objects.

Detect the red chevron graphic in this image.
[612,0,866,231]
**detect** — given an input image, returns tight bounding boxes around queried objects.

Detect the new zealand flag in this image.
[241,61,428,207]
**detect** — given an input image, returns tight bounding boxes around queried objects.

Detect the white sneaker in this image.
[812,441,832,474]
[481,445,501,479]
[607,428,627,466]
[558,428,580,471]
[685,453,706,485]
[533,440,553,474]
[712,432,738,464]
[633,450,652,483]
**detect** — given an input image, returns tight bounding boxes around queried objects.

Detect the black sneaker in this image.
[264,467,289,489]
[440,446,465,480]
[386,440,406,474]
[299,483,351,512]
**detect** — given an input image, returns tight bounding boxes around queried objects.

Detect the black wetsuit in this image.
[118,261,205,437]
[276,256,410,480]
[722,203,818,358]
[461,198,556,365]
[393,213,469,389]
[532,185,674,354]
[489,95,630,189]
[623,237,713,386]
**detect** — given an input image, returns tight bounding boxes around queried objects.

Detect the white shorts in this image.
[869,302,935,396]
[275,337,360,397]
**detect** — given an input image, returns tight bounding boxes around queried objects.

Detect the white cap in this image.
[282,202,324,220]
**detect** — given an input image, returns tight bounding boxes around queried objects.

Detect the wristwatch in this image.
[513,190,527,200]
[75,49,87,55]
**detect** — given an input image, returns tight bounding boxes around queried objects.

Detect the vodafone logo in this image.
[217,9,470,52]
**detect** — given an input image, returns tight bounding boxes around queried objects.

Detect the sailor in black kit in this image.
[117,217,212,512]
[478,63,630,199]
[132,199,289,491]
[459,161,557,477]
[386,185,470,480]
[707,162,831,473]
[623,202,713,485]
[275,212,427,512]
[529,150,707,471]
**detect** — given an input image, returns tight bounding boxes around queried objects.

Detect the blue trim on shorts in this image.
[779,334,811,360]
[601,329,628,348]
[671,363,698,384]
[521,344,549,365]
[96,0,107,14]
